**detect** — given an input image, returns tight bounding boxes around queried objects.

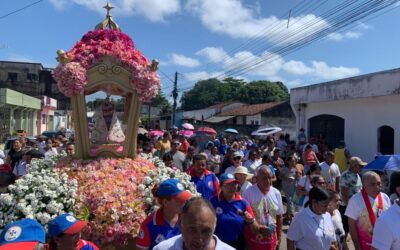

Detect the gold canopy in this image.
[95,2,121,31]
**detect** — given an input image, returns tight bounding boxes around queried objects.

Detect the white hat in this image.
[234,166,253,180]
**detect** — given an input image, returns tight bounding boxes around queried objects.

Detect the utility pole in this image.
[172,72,178,128]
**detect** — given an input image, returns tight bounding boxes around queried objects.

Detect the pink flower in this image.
[54,29,160,101]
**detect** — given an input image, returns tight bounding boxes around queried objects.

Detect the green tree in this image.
[150,91,172,113]
[180,78,289,110]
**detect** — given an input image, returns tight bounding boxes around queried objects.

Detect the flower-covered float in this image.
[0,3,198,249]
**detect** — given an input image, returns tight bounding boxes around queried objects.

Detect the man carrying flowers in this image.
[48,214,99,250]
[190,154,220,200]
[136,179,192,250]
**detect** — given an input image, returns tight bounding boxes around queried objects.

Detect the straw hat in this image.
[234,166,253,180]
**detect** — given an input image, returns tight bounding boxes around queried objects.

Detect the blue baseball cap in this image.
[157,179,192,203]
[219,173,239,185]
[48,214,88,237]
[0,218,45,250]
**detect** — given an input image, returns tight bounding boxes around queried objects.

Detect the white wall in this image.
[246,114,261,125]
[300,94,400,162]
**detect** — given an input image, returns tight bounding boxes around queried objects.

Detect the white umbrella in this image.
[138,127,148,135]
[251,127,282,137]
[182,123,194,130]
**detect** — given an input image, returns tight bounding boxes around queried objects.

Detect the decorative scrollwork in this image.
[111,65,122,74]
[98,64,108,74]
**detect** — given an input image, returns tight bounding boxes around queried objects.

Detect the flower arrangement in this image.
[0,158,77,228]
[55,157,157,246]
[53,29,160,101]
[53,62,87,97]
[139,153,200,214]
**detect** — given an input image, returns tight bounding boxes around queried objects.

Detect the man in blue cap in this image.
[0,218,46,250]
[48,213,99,250]
[137,178,192,250]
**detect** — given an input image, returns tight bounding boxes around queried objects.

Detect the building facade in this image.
[291,67,400,162]
[0,61,70,110]
[0,88,41,140]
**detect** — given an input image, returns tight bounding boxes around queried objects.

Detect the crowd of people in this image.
[1,127,400,250]
[134,128,400,250]
[0,135,75,194]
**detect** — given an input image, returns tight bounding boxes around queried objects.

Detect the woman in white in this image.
[296,164,322,209]
[208,146,222,174]
[44,139,58,159]
[233,166,253,195]
[327,190,347,250]
[287,187,338,250]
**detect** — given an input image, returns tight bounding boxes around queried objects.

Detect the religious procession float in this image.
[0,3,197,249]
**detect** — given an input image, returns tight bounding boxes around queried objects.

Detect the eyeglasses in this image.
[172,143,180,145]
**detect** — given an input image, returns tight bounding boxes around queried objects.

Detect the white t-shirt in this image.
[153,234,235,250]
[243,159,261,174]
[331,209,345,238]
[287,207,336,250]
[172,151,186,171]
[224,166,238,175]
[345,192,391,221]
[372,201,400,250]
[44,148,58,159]
[242,184,284,224]
[239,181,252,195]
[320,162,341,186]
[345,191,391,245]
[297,175,312,208]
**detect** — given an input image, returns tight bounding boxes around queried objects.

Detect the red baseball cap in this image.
[0,164,12,173]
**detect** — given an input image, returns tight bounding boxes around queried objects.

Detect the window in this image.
[255,121,259,125]
[42,114,46,125]
[27,73,37,82]
[8,72,17,81]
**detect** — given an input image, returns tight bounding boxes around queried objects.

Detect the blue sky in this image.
[1,0,400,100]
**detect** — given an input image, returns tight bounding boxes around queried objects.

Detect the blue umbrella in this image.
[363,155,400,171]
[225,128,239,134]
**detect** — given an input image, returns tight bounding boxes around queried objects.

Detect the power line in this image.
[0,0,43,20]
[177,0,399,92]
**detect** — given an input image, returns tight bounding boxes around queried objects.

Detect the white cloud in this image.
[327,31,362,41]
[196,47,228,63]
[183,71,224,82]
[186,0,329,44]
[49,0,180,22]
[311,61,360,80]
[169,53,200,68]
[193,46,360,82]
[283,60,313,75]
[327,22,371,41]
[223,50,284,78]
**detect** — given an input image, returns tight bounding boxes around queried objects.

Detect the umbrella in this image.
[182,123,194,130]
[180,130,194,138]
[138,127,148,135]
[225,128,239,134]
[195,127,217,135]
[149,130,164,137]
[363,155,400,171]
[251,127,282,137]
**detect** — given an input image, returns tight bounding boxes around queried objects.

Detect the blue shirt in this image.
[210,193,255,242]
[191,170,219,200]
[136,208,180,249]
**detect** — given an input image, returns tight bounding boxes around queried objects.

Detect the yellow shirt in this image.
[155,139,171,157]
[334,148,347,173]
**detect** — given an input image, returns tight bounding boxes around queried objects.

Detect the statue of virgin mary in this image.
[91,96,125,144]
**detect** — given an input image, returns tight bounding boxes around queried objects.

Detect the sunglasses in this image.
[233,157,241,161]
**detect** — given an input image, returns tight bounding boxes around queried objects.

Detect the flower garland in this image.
[0,157,77,228]
[55,157,156,246]
[53,29,160,101]
[139,153,200,215]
